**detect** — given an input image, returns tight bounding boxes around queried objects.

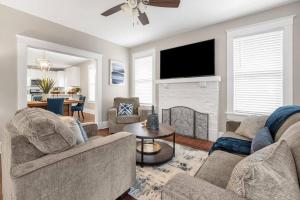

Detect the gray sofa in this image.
[162,115,300,200]
[2,121,136,200]
[108,97,149,133]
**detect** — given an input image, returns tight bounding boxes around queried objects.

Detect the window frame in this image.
[226,16,294,120]
[132,49,156,106]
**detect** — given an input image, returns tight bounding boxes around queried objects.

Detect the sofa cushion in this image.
[251,127,273,153]
[235,115,268,139]
[227,140,300,200]
[275,112,300,141]
[6,122,45,165]
[195,150,244,188]
[279,121,300,179]
[12,108,76,154]
[117,115,140,124]
[60,116,85,144]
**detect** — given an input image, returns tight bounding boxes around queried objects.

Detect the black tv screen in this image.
[160,39,215,79]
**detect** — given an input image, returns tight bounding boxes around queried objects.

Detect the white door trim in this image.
[16,35,103,127]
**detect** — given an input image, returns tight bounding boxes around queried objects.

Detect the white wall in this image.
[78,60,96,112]
[130,1,300,132]
[0,4,130,134]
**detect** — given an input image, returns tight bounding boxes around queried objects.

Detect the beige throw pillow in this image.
[60,116,85,144]
[12,108,76,154]
[227,140,300,200]
[235,115,268,139]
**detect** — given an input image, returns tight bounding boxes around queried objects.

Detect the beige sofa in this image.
[108,97,149,133]
[162,116,300,200]
[2,121,136,200]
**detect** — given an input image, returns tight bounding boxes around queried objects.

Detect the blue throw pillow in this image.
[76,120,88,142]
[118,103,133,116]
[251,127,274,153]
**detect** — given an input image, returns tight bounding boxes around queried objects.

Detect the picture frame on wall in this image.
[110,60,125,85]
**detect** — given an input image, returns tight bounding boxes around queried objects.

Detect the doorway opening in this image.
[17,35,103,127]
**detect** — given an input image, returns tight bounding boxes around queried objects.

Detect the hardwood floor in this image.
[73,112,95,123]
[98,129,213,152]
[0,114,212,200]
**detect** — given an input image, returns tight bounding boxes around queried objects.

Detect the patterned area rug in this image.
[129,141,208,200]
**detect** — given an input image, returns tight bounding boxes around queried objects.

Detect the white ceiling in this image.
[0,0,298,47]
[27,47,90,68]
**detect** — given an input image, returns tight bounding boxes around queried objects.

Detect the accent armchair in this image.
[108,97,150,133]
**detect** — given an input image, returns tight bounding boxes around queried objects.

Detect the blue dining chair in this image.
[47,98,65,115]
[71,96,86,120]
[32,95,43,101]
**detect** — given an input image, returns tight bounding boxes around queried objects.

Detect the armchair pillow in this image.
[12,108,76,154]
[235,115,268,139]
[227,140,300,200]
[118,103,134,116]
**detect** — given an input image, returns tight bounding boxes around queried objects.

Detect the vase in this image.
[146,105,159,130]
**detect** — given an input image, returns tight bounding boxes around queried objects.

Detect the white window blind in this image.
[88,65,96,102]
[233,30,284,114]
[134,56,153,104]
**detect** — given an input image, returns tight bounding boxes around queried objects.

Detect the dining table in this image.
[27,99,83,116]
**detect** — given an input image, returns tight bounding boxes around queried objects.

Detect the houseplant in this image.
[38,78,55,94]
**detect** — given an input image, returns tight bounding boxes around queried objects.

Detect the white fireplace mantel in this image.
[157,75,221,142]
[155,76,221,84]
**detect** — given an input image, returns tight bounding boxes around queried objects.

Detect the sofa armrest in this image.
[162,174,245,200]
[11,132,135,178]
[108,108,117,123]
[138,107,151,122]
[82,122,98,138]
[226,121,241,132]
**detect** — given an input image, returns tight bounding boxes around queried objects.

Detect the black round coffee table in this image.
[123,123,176,167]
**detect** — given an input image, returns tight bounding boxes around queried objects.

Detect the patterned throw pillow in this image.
[118,103,134,116]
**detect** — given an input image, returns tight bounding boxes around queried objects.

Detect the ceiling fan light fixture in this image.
[121,4,130,13]
[138,2,146,13]
[128,0,138,8]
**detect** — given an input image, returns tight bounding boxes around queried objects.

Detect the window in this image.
[88,64,96,102]
[133,51,154,105]
[227,16,294,116]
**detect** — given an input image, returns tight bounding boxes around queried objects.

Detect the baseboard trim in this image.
[99,121,108,129]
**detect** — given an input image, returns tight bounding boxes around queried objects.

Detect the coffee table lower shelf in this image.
[136,142,174,166]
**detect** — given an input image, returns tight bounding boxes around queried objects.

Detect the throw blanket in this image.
[209,137,252,156]
[265,105,300,138]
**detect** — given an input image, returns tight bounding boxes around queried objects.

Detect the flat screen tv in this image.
[160,39,215,79]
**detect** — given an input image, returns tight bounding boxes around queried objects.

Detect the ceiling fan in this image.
[101,0,181,26]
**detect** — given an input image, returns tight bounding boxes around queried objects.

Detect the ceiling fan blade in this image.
[101,3,125,16]
[138,9,150,26]
[145,0,180,8]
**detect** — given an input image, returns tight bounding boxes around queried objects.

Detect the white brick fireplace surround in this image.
[156,76,221,142]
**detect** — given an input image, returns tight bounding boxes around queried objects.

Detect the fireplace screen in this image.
[162,106,209,140]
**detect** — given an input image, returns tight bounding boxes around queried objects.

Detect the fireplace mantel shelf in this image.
[155,76,221,84]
